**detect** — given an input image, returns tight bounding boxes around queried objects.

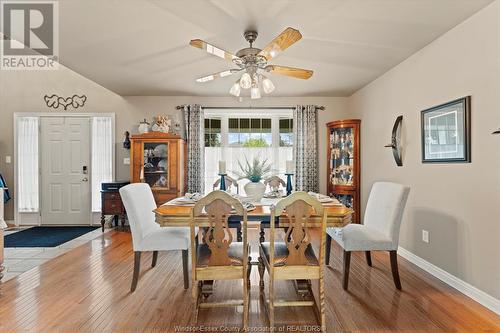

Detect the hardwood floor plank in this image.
[0,229,499,332]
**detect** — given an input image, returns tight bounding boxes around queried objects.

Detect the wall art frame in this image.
[421,96,471,163]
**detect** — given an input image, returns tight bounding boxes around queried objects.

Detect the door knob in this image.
[82,177,88,182]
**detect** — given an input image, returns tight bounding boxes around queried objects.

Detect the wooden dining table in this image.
[154,199,354,228]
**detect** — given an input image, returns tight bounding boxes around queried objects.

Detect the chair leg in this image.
[389,250,402,290]
[258,256,265,289]
[151,251,158,267]
[259,226,265,243]
[236,226,242,242]
[325,234,332,266]
[247,256,252,287]
[342,250,351,290]
[319,269,326,331]
[269,276,275,329]
[182,249,189,290]
[365,251,372,267]
[192,281,200,325]
[243,264,249,330]
[131,251,141,292]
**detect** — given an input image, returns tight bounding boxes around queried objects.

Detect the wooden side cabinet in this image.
[326,119,361,224]
[130,133,185,206]
[101,181,129,231]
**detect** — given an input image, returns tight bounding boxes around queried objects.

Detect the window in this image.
[204,110,293,194]
[205,118,221,147]
[279,118,293,147]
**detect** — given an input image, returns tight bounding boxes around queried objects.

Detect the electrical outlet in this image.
[5,155,11,164]
[123,157,130,165]
[422,230,430,243]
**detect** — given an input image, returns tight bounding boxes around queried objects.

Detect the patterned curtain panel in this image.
[183,104,205,193]
[293,105,319,192]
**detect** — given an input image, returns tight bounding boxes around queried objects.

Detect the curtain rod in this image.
[175,105,325,111]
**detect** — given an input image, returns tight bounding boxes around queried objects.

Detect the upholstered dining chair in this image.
[120,183,193,292]
[258,192,327,331]
[190,190,250,330]
[327,182,410,290]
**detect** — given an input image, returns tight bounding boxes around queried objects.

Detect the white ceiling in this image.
[56,0,493,96]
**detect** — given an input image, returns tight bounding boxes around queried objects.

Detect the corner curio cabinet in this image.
[327,119,361,224]
[130,133,185,205]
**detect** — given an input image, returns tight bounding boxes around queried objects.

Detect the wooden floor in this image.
[0,229,499,333]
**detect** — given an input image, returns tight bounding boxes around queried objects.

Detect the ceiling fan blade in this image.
[195,69,240,83]
[258,27,302,61]
[190,39,239,62]
[266,65,313,79]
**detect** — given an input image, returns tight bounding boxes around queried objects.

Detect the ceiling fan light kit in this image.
[229,80,241,97]
[190,27,313,99]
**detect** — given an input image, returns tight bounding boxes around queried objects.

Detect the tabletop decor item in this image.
[234,156,271,202]
[152,116,172,133]
[285,160,294,196]
[138,119,150,134]
[421,96,471,163]
[218,161,227,190]
[384,115,403,166]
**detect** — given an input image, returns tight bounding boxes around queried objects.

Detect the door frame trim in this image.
[13,112,116,226]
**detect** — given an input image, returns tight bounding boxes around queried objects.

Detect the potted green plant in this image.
[234,156,271,202]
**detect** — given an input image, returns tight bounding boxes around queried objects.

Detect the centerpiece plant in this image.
[233,156,271,201]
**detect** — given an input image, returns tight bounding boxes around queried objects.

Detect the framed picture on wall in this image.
[421,96,471,163]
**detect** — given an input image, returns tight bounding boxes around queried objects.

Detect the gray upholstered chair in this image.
[120,183,194,292]
[327,182,410,290]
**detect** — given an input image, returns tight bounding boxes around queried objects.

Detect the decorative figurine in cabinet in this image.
[327,119,360,224]
[130,133,185,205]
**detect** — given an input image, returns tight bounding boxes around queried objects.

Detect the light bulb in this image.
[229,81,241,97]
[262,76,275,94]
[251,86,261,99]
[239,72,251,89]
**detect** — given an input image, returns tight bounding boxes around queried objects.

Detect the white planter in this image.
[244,181,266,202]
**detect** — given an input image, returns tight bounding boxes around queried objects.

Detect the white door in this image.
[41,117,91,225]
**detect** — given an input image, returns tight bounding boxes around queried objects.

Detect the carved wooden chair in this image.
[190,190,250,330]
[258,192,327,331]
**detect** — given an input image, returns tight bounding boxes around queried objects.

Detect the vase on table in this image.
[244,180,266,202]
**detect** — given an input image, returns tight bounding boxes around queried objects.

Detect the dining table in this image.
[154,196,354,296]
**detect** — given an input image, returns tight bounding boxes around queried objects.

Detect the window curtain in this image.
[17,117,39,212]
[183,104,205,193]
[91,117,113,211]
[293,105,319,192]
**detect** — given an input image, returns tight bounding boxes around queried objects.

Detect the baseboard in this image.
[398,246,500,315]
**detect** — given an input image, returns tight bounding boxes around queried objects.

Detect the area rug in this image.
[4,226,99,248]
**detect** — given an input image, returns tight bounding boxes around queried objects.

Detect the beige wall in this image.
[348,1,500,298]
[0,66,348,220]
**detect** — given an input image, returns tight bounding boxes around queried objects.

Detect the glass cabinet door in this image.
[330,127,355,187]
[143,142,169,189]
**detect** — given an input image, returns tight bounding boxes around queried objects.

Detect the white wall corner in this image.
[398,246,500,315]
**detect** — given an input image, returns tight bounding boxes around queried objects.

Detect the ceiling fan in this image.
[189,27,313,99]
